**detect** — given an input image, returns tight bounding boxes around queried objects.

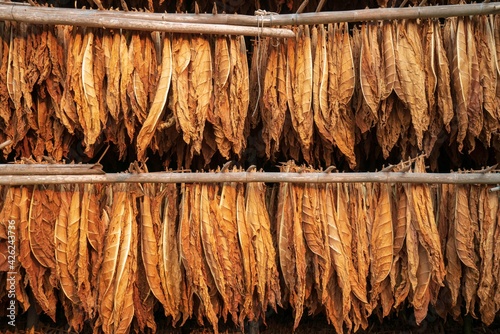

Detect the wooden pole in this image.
[0,164,104,175]
[0,171,499,185]
[0,3,294,38]
[1,2,497,29]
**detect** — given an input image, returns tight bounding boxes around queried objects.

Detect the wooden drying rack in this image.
[0,5,499,186]
[0,163,499,186]
[0,2,498,37]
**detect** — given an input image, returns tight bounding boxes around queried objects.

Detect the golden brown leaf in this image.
[371,184,394,284]
[81,30,101,150]
[454,185,478,270]
[395,20,428,149]
[140,184,167,306]
[136,34,172,161]
[434,20,454,133]
[287,26,314,161]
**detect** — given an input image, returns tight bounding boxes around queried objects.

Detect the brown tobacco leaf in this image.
[140,184,168,307]
[423,20,437,120]
[454,185,478,270]
[170,34,192,142]
[393,185,407,255]
[28,185,57,269]
[119,31,136,141]
[477,187,498,324]
[313,25,332,143]
[466,18,483,148]
[19,186,59,322]
[262,38,287,159]
[331,23,357,168]
[103,30,121,122]
[86,184,104,252]
[408,160,446,287]
[136,34,172,161]
[287,26,314,162]
[92,30,107,129]
[158,184,184,324]
[476,16,497,122]
[413,244,432,325]
[81,29,101,151]
[277,172,295,295]
[395,20,428,149]
[98,185,126,334]
[0,23,11,134]
[200,184,228,307]
[112,190,137,334]
[324,184,352,316]
[360,22,381,118]
[218,180,245,323]
[2,187,30,311]
[371,184,394,284]
[189,35,212,155]
[236,182,257,326]
[376,96,402,159]
[179,184,218,333]
[381,21,396,100]
[211,35,231,158]
[248,38,268,128]
[77,186,92,316]
[450,17,470,151]
[245,181,281,313]
[55,185,79,304]
[229,35,250,156]
[291,183,307,330]
[67,185,81,284]
[434,20,453,133]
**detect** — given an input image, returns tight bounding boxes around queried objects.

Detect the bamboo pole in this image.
[0,171,499,185]
[0,3,294,38]
[0,164,104,175]
[1,2,498,29]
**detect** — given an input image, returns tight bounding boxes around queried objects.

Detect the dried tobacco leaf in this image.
[200,184,228,305]
[218,179,245,322]
[454,185,478,270]
[313,25,332,143]
[28,185,57,269]
[136,34,172,161]
[360,22,381,118]
[381,21,396,100]
[450,17,470,151]
[476,16,497,122]
[112,190,137,334]
[434,20,453,133]
[211,35,231,158]
[287,26,314,162]
[189,35,212,155]
[140,184,167,306]
[371,184,393,284]
[159,184,183,323]
[475,186,496,324]
[229,35,250,156]
[394,20,428,149]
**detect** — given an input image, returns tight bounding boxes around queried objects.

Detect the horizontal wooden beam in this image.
[0,171,499,185]
[1,2,497,30]
[0,163,104,175]
[0,2,294,38]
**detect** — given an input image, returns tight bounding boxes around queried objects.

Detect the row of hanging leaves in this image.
[0,16,499,169]
[0,158,499,333]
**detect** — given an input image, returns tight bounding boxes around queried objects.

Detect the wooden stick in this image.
[0,3,294,38]
[0,140,12,150]
[0,164,105,175]
[0,171,499,185]
[2,2,497,28]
